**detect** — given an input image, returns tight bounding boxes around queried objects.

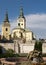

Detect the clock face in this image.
[19,19,23,22]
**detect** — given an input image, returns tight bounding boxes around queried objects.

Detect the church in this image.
[0,7,36,53]
[2,7,35,42]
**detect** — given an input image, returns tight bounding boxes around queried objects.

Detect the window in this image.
[21,24,23,25]
[6,28,8,31]
[18,23,20,26]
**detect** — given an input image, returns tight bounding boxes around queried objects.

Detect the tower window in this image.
[6,28,8,31]
[21,24,23,25]
[18,23,20,26]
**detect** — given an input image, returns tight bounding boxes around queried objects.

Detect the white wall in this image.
[0,40,35,54]
[19,43,35,53]
[42,43,46,54]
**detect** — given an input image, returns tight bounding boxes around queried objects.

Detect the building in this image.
[12,7,35,41]
[42,39,46,54]
[0,7,36,53]
[2,11,10,41]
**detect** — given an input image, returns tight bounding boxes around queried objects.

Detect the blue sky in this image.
[0,0,46,20]
[0,0,46,39]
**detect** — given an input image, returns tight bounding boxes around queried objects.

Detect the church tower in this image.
[17,7,26,29]
[2,12,10,40]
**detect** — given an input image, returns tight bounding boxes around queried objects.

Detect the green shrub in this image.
[0,53,28,58]
[34,40,42,52]
[5,49,14,54]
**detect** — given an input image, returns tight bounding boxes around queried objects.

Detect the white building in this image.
[42,41,46,54]
[12,7,35,41]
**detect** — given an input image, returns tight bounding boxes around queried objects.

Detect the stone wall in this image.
[0,40,35,53]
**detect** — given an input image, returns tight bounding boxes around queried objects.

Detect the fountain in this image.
[27,50,46,65]
[28,50,43,61]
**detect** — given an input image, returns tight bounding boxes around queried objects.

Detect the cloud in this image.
[25,13,46,39]
[25,14,46,29]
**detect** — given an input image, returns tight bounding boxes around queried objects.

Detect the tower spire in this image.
[4,11,9,22]
[19,6,25,18]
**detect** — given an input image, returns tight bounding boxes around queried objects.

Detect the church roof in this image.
[2,22,10,26]
[12,27,25,31]
[25,28,32,32]
[18,7,25,18]
[4,11,9,23]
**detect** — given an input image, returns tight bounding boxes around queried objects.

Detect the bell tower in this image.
[17,7,26,29]
[2,11,10,40]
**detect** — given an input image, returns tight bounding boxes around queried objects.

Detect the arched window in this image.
[6,28,8,31]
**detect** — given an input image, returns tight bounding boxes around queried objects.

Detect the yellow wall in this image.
[12,28,33,41]
[12,28,24,39]
[25,31,33,41]
[2,23,10,40]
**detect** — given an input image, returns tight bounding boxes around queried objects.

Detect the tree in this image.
[38,41,42,52]
[34,40,42,52]
[34,41,38,50]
